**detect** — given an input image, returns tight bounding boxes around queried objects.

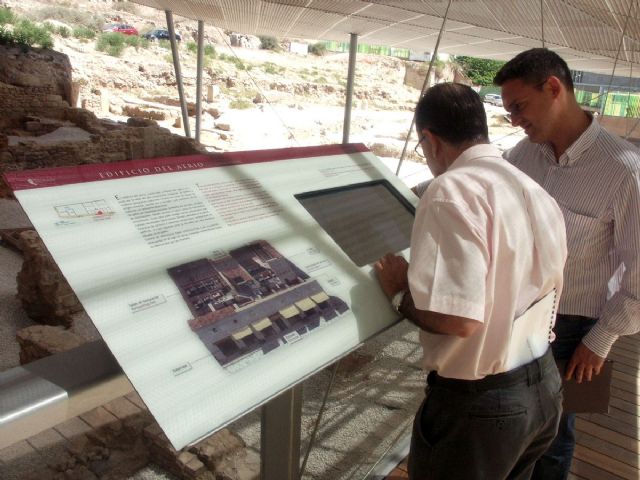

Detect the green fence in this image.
[321,40,410,59]
[575,89,640,117]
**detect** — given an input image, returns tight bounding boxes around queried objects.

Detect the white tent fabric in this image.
[132,0,640,77]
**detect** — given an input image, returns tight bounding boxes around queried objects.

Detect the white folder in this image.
[505,290,556,370]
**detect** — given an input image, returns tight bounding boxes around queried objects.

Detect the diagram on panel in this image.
[168,240,349,368]
[54,200,114,219]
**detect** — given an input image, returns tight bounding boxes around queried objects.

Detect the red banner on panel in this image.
[3,143,369,191]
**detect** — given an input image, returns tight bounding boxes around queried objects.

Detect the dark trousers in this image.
[531,315,598,480]
[408,349,562,480]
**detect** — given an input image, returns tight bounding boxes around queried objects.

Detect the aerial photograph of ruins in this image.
[168,240,349,366]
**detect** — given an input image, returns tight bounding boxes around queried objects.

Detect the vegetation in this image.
[0,18,54,49]
[0,6,16,25]
[309,42,327,56]
[33,6,104,31]
[187,42,216,58]
[258,35,279,51]
[72,25,96,40]
[263,62,285,74]
[229,98,255,109]
[218,53,251,70]
[455,55,505,86]
[96,32,146,56]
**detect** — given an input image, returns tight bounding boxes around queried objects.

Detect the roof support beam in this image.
[396,0,453,176]
[166,10,191,138]
[342,33,358,144]
[195,19,204,143]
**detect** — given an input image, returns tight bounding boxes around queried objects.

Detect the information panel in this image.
[4,144,417,449]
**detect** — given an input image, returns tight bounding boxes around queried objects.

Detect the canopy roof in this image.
[133,0,640,78]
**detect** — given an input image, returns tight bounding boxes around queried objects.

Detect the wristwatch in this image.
[391,290,406,314]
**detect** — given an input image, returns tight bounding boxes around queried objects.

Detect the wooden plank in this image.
[614,339,640,353]
[610,387,639,406]
[610,397,640,416]
[575,430,640,468]
[612,371,640,387]
[584,413,639,440]
[611,376,639,396]
[570,457,626,480]
[611,362,640,380]
[605,406,640,427]
[573,445,637,479]
[576,418,640,454]
[610,347,639,362]
[608,351,638,369]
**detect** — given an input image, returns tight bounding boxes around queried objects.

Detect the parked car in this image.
[142,28,182,41]
[102,23,138,36]
[483,93,503,107]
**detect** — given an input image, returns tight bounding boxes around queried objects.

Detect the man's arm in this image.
[374,253,481,338]
[571,170,640,382]
[398,289,481,337]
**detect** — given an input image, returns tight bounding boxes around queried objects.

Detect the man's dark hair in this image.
[493,48,574,92]
[415,82,488,145]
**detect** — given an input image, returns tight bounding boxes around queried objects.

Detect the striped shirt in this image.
[504,117,640,358]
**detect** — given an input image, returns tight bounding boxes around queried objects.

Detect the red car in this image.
[102,23,138,36]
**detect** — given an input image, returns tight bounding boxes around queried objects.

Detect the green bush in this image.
[219,53,249,70]
[309,42,326,56]
[96,32,126,56]
[263,62,277,74]
[57,25,70,38]
[0,6,16,25]
[73,25,95,40]
[258,35,279,50]
[186,42,215,58]
[5,19,54,49]
[124,35,148,49]
[158,39,171,49]
[229,98,254,109]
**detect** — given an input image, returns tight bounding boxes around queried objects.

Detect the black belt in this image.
[427,348,555,393]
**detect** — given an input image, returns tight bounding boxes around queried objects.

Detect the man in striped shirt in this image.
[495,48,640,480]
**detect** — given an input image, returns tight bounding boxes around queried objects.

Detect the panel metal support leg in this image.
[342,33,358,144]
[261,385,302,480]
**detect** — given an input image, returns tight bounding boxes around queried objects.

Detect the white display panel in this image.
[4,144,417,449]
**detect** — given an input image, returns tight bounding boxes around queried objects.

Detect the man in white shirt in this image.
[495,48,640,480]
[375,83,567,479]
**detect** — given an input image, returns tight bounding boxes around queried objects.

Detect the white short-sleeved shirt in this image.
[409,144,567,380]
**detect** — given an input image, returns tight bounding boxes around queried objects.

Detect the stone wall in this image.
[0,44,73,104]
[0,104,206,197]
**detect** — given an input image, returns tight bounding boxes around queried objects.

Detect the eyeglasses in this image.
[414,135,426,159]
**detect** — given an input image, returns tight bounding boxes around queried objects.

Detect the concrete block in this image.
[80,407,119,430]
[103,396,142,420]
[54,417,93,441]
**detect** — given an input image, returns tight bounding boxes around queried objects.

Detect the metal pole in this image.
[195,20,204,143]
[261,385,302,480]
[165,10,191,138]
[396,0,453,176]
[602,0,635,117]
[540,0,545,48]
[342,33,358,144]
